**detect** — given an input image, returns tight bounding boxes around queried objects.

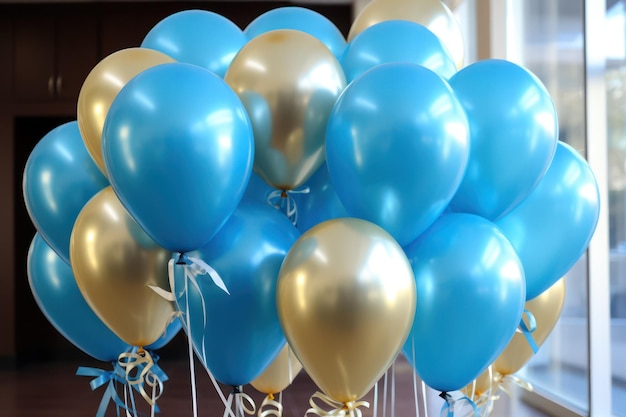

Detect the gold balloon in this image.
[70,187,174,347]
[494,278,566,376]
[461,366,495,398]
[225,30,346,190]
[251,344,304,394]
[349,0,464,69]
[277,218,416,404]
[77,48,175,174]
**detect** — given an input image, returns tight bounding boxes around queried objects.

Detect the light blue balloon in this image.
[145,318,182,351]
[103,63,254,253]
[402,213,525,392]
[244,7,346,60]
[497,142,600,300]
[326,63,469,246]
[141,10,247,77]
[23,121,108,264]
[341,20,457,83]
[173,201,300,386]
[448,59,559,220]
[242,171,274,204]
[292,162,348,233]
[28,233,129,362]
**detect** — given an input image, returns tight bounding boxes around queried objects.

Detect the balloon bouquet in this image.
[21,0,601,416]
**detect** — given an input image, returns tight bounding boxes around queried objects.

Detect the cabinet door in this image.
[56,11,99,102]
[13,16,55,101]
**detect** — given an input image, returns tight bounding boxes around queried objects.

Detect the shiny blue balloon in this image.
[402,213,525,392]
[497,142,600,300]
[142,10,247,77]
[341,20,457,83]
[244,7,346,60]
[326,63,469,246]
[28,233,129,362]
[448,59,558,220]
[103,63,254,253]
[173,201,300,386]
[292,162,348,233]
[23,121,109,264]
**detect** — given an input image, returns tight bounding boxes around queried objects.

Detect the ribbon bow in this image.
[439,391,480,417]
[267,186,310,226]
[305,392,370,417]
[77,362,129,417]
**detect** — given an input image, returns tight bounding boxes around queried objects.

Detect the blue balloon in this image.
[497,142,600,300]
[173,201,300,386]
[244,7,346,60]
[292,162,348,233]
[103,63,254,253]
[326,63,469,246]
[23,121,109,264]
[28,233,129,362]
[142,10,247,77]
[341,20,457,83]
[402,213,525,392]
[448,59,558,220]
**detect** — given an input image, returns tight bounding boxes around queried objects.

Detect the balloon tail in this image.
[224,387,256,417]
[439,392,479,417]
[305,392,369,417]
[117,349,164,411]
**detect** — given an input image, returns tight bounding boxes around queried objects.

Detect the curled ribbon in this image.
[267,186,310,226]
[258,394,283,417]
[517,309,539,354]
[499,374,533,397]
[305,391,370,417]
[118,349,164,408]
[439,391,479,417]
[223,387,257,417]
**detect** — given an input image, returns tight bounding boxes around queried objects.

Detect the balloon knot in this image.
[176,252,189,265]
[280,190,288,198]
[231,386,241,395]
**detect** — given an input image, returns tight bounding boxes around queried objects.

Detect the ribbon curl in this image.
[258,394,283,417]
[77,349,168,417]
[223,386,256,417]
[267,187,310,226]
[517,309,539,354]
[439,391,479,417]
[305,391,370,417]
[118,349,163,407]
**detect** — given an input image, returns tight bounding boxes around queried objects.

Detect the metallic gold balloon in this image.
[70,187,174,347]
[225,30,346,190]
[349,0,464,69]
[277,218,416,403]
[251,344,304,394]
[77,48,175,174]
[461,366,495,398]
[494,278,566,376]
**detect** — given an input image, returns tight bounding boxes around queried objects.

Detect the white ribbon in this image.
[117,349,163,408]
[305,392,370,417]
[267,187,310,226]
[223,387,256,417]
[258,394,283,417]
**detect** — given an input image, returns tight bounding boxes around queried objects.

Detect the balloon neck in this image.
[176,253,189,265]
[268,393,274,401]
[231,385,241,394]
[280,190,288,198]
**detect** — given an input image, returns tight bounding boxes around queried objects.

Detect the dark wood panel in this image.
[0,17,12,103]
[56,9,100,101]
[13,15,55,101]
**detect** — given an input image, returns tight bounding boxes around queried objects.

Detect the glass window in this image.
[507,0,590,414]
[607,1,626,415]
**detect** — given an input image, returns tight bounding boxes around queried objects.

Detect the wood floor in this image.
[0,355,547,417]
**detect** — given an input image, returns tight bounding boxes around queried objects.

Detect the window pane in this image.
[607,1,626,415]
[509,0,590,413]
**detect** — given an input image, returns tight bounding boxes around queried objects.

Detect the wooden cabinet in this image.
[13,6,99,104]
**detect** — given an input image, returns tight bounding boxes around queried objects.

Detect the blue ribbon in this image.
[439,392,479,417]
[77,349,168,417]
[518,309,539,354]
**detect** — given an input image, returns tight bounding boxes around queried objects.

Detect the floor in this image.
[0,355,548,417]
